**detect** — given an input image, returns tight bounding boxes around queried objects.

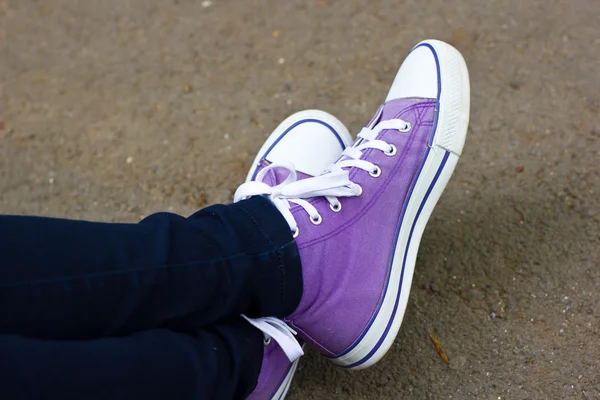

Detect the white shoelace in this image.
[241,315,304,362]
[234,118,410,234]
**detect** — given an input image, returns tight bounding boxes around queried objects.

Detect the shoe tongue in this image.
[334,98,417,166]
[272,166,311,183]
[359,98,409,139]
[258,160,312,186]
[379,98,413,122]
[365,104,385,129]
[338,98,411,159]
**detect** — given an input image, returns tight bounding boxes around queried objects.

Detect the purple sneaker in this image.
[243,110,352,399]
[236,40,470,370]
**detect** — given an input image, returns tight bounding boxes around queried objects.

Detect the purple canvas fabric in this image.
[246,341,293,400]
[258,159,312,187]
[247,134,337,399]
[284,98,436,356]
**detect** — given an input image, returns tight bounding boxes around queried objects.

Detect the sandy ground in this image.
[1,0,600,398]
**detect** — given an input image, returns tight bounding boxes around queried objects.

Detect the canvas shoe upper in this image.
[235,40,470,370]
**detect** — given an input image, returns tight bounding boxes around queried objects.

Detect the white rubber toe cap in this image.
[385,43,438,101]
[246,110,353,180]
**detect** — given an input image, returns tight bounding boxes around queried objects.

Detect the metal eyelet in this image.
[264,336,271,346]
[292,228,299,238]
[369,166,381,178]
[385,144,397,156]
[310,214,323,225]
[330,202,342,212]
[399,122,412,132]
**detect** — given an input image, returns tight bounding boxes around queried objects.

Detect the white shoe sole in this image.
[332,39,470,369]
[271,358,300,399]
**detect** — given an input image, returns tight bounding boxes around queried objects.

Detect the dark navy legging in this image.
[0,196,302,400]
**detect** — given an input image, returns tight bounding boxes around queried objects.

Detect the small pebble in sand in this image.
[278,58,285,65]
[126,156,133,164]
[201,1,212,8]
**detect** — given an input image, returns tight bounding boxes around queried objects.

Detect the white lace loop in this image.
[234,118,410,233]
[241,315,304,362]
[234,162,358,232]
